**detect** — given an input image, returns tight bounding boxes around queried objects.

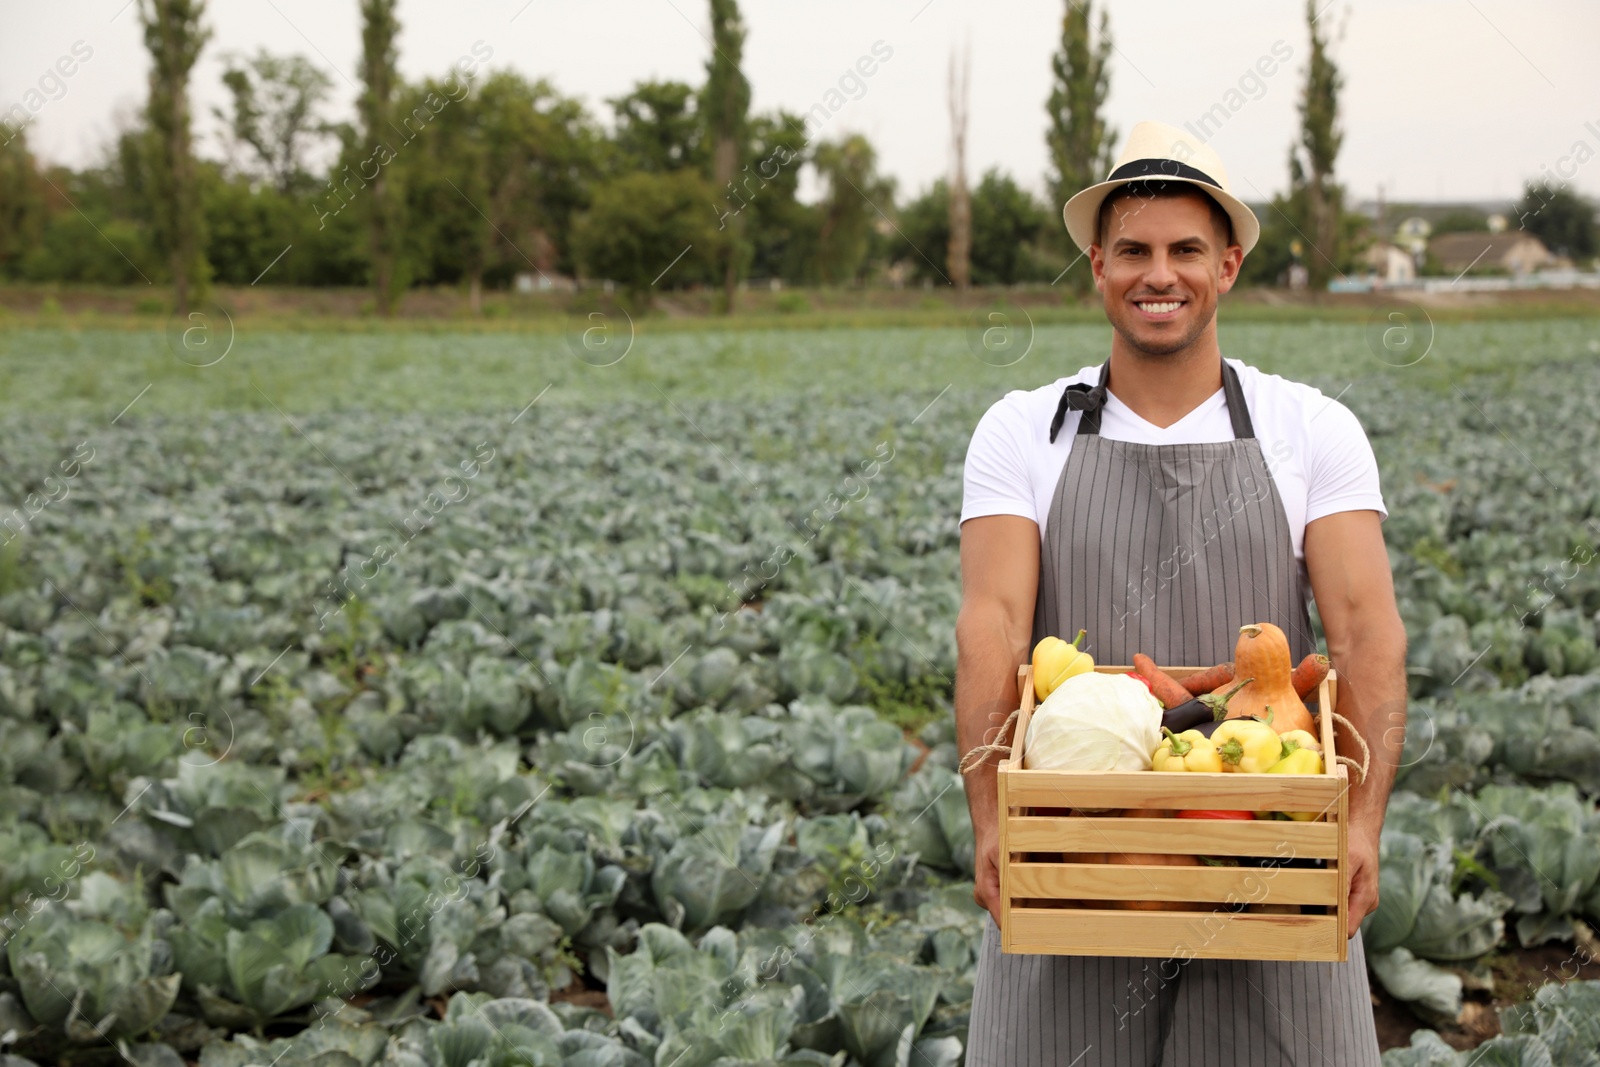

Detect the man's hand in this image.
[1347,826,1381,934]
[973,823,1002,927]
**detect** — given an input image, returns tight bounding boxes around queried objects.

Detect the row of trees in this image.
[0,0,1589,310]
[0,0,1186,310]
[4,0,1050,311]
[0,1,935,309]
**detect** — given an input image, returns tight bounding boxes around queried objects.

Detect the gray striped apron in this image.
[966,359,1380,1067]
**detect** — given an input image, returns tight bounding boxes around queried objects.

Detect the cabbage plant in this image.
[1472,784,1600,945]
[6,908,180,1041]
[1362,831,1511,961]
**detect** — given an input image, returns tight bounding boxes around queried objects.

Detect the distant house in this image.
[1363,242,1416,285]
[1428,232,1552,276]
[514,272,577,294]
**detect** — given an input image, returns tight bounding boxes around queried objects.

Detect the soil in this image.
[905,734,933,775]
[549,975,613,1016]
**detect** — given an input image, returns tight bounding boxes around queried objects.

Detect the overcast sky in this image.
[4,0,1598,209]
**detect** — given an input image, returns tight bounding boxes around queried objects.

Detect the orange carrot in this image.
[1132,653,1194,710]
[1292,653,1330,698]
[1181,661,1234,695]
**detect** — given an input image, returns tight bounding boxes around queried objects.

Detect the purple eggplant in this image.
[1160,698,1212,733]
[1161,677,1254,736]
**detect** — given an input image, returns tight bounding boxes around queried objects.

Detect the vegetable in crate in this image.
[1160,677,1252,733]
[1031,628,1093,700]
[1177,809,1256,821]
[1269,743,1324,777]
[1131,653,1192,709]
[1291,653,1330,698]
[1213,716,1287,773]
[1022,671,1161,772]
[1268,738,1325,820]
[1277,728,1322,755]
[1220,623,1317,735]
[1151,728,1223,773]
[1181,661,1235,695]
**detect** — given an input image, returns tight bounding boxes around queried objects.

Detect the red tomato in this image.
[1176,809,1256,820]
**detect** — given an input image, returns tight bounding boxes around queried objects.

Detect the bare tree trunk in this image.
[947,42,972,292]
[372,168,395,315]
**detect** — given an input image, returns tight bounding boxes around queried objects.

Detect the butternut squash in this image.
[1221,622,1317,736]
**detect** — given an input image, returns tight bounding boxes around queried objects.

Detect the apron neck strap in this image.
[1048,359,1255,442]
[1220,359,1255,439]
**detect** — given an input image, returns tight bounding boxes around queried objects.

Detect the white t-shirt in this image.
[960,357,1387,565]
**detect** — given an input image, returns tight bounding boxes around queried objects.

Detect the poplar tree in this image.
[359,0,402,315]
[1044,0,1114,290]
[704,0,750,312]
[140,0,211,310]
[1290,0,1345,291]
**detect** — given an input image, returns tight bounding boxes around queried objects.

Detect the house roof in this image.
[1428,231,1549,269]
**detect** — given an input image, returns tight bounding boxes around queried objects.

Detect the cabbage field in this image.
[3,316,1600,1067]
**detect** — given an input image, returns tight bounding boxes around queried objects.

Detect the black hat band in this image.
[1106,158,1222,189]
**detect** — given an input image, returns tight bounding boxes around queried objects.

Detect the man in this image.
[955,121,1407,1066]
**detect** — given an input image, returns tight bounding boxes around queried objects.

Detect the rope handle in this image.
[958,706,1021,776]
[1327,710,1370,786]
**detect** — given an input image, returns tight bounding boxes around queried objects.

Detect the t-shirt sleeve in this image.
[961,395,1038,525]
[1305,398,1388,523]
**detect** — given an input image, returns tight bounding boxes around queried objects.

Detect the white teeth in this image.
[1139,301,1180,313]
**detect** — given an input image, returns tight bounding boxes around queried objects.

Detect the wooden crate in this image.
[997,663,1349,962]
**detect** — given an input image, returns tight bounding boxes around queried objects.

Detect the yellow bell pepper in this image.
[1278,729,1323,755]
[1268,746,1324,776]
[1151,728,1223,773]
[1213,718,1287,774]
[1032,628,1094,700]
[1267,744,1326,820]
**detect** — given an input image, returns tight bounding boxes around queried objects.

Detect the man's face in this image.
[1089,191,1243,357]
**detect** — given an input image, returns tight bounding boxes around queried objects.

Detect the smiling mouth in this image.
[1133,298,1186,318]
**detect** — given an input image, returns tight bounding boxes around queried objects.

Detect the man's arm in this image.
[1304,508,1408,933]
[955,514,1040,926]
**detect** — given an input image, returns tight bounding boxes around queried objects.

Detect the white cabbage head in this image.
[1023,672,1163,772]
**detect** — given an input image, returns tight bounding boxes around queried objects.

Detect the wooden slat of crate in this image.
[1007,861,1340,906]
[1006,815,1341,859]
[1002,769,1342,813]
[1005,908,1341,961]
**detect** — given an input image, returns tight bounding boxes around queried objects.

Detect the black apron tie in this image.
[1047,361,1111,442]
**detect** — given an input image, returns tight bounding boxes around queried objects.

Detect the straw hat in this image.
[1062,120,1260,255]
